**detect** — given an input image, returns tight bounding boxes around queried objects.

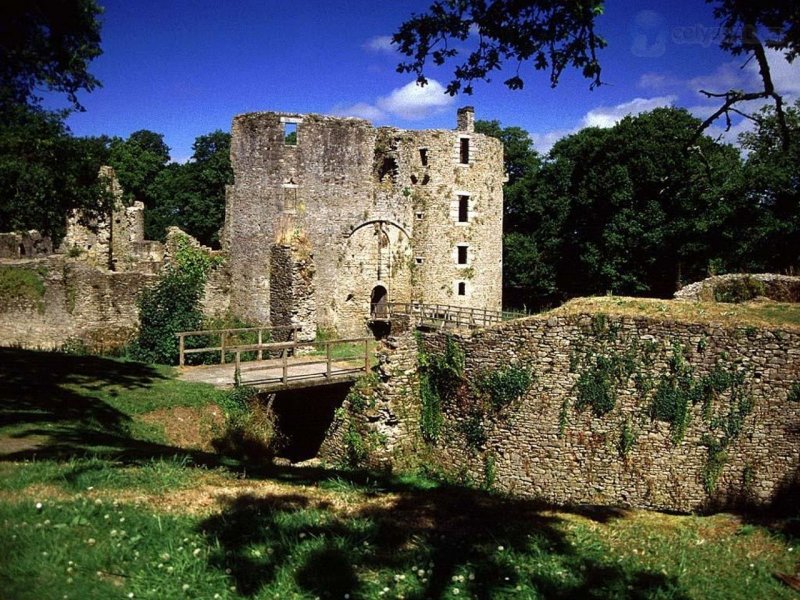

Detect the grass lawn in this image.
[1,347,798,599]
[550,296,800,331]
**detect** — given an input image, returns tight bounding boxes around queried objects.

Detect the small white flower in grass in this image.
[225,568,232,574]
[128,593,135,599]
[167,566,174,574]
[214,595,221,600]
[383,587,390,592]
[110,530,117,537]
[193,548,202,557]
[87,486,94,491]
[468,573,475,581]
[182,584,190,592]
[497,545,504,551]
[44,519,51,526]
[417,569,425,577]
[119,517,125,523]
[104,514,110,520]
[66,577,73,584]
[299,532,306,538]
[344,595,350,599]
[94,499,102,505]
[161,553,170,561]
[453,588,459,595]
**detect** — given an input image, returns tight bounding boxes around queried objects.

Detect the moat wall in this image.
[399,314,800,513]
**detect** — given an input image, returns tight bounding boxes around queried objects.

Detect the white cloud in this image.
[333,102,385,121]
[580,95,677,128]
[363,35,395,53]
[376,79,455,120]
[530,95,677,154]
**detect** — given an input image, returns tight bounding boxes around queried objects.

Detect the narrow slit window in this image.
[457,245,468,265]
[459,138,470,164]
[284,122,297,145]
[457,282,466,296]
[415,256,424,265]
[283,186,297,211]
[416,211,424,220]
[419,148,428,166]
[458,195,469,222]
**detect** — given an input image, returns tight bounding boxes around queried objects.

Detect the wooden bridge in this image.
[383,302,523,330]
[177,304,525,391]
[176,325,374,392]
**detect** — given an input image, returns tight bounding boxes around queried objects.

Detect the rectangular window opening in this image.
[415,256,424,265]
[419,148,428,166]
[457,245,468,265]
[458,195,469,222]
[282,186,297,211]
[284,122,298,146]
[457,282,466,296]
[459,138,470,164]
[415,211,424,220]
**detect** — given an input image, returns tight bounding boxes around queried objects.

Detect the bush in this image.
[213,383,282,462]
[131,235,219,364]
[713,276,766,303]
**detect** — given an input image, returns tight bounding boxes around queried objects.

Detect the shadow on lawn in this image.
[200,475,689,600]
[0,347,221,463]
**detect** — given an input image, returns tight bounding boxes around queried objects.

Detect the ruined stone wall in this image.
[410,314,800,512]
[675,273,800,303]
[225,113,376,332]
[269,243,316,341]
[0,256,156,351]
[0,231,52,259]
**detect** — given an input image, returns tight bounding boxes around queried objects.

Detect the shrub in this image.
[477,365,532,411]
[574,356,617,417]
[214,382,282,462]
[713,276,766,303]
[131,235,220,364]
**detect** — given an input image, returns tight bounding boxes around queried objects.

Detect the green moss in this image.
[0,265,47,313]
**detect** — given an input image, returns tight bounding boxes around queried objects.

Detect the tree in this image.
[0,0,103,110]
[108,130,171,208]
[146,131,232,246]
[734,100,800,271]
[0,103,111,242]
[503,108,744,299]
[395,1,798,146]
[394,0,605,94]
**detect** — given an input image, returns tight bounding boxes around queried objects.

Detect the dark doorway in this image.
[371,285,388,319]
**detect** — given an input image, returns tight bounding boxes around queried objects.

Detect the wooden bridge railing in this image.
[176,325,300,367]
[386,302,525,329]
[231,337,373,386]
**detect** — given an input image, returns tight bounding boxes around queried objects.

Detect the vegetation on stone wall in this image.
[565,318,757,496]
[131,234,220,364]
[713,276,767,303]
[476,365,532,411]
[788,382,800,403]
[417,335,464,444]
[333,372,384,468]
[0,265,47,313]
[213,369,282,462]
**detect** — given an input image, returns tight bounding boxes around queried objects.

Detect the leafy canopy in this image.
[394,0,606,95]
[0,0,103,110]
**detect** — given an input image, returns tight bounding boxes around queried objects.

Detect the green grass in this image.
[1,346,798,599]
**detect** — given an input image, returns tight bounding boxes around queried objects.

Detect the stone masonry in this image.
[371,313,800,513]
[224,107,504,336]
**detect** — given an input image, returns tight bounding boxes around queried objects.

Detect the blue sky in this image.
[51,0,800,162]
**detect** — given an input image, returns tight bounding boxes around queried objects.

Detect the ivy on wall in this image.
[333,372,385,468]
[566,314,756,495]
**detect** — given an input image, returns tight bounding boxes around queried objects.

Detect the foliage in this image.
[0,0,103,110]
[146,131,233,246]
[131,235,219,364]
[788,382,800,403]
[713,276,767,303]
[482,452,497,490]
[215,382,281,463]
[0,264,47,312]
[617,418,636,458]
[394,0,606,94]
[108,129,170,207]
[334,373,382,468]
[0,103,112,243]
[418,336,465,444]
[459,411,488,450]
[477,365,532,411]
[574,356,618,417]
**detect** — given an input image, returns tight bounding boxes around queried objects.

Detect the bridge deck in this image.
[178,354,364,392]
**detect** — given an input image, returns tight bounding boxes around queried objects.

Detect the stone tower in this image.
[224,108,504,336]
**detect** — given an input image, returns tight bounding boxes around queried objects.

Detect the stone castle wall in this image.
[396,314,800,512]
[0,256,157,351]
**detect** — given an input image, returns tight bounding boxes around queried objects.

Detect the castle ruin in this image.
[223,107,504,337]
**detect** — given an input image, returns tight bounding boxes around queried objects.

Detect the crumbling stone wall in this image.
[393,314,800,512]
[224,108,503,336]
[675,273,800,303]
[0,230,52,259]
[0,256,156,351]
[269,242,316,341]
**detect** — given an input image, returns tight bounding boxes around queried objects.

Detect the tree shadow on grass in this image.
[0,347,224,464]
[200,472,690,600]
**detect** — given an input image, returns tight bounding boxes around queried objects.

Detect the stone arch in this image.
[370,284,388,319]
